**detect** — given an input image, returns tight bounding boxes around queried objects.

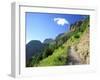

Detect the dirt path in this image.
[67,46,82,65]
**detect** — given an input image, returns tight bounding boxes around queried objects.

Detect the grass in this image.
[38,45,69,66]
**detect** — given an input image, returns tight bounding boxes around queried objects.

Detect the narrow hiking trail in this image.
[67,46,82,65]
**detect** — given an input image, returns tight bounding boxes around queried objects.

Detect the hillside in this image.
[26,16,90,67]
[67,28,89,65]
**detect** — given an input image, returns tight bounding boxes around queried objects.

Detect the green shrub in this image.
[74,33,80,39]
[42,47,53,58]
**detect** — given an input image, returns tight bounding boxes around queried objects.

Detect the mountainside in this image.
[26,16,90,67]
[75,28,89,64]
[38,16,89,66]
[67,28,89,65]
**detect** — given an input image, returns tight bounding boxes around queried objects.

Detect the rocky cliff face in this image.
[76,28,90,64]
[67,28,90,65]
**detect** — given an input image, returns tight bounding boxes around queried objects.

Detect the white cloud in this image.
[54,18,69,26]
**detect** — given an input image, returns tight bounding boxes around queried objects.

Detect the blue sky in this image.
[26,12,87,43]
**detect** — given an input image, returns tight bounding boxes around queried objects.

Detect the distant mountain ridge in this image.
[43,38,55,44]
[26,40,44,62]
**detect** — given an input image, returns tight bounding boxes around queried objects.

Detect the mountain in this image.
[70,20,83,32]
[26,40,44,62]
[43,38,55,44]
[55,33,64,40]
